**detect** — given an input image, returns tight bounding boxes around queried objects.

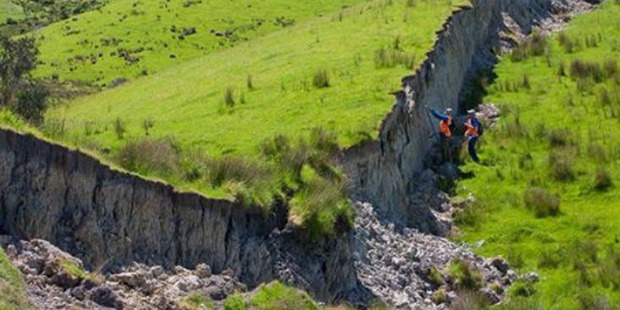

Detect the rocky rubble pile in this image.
[352,198,516,310]
[3,238,245,310]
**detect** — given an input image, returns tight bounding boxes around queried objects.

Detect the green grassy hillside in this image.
[44,0,466,193]
[0,0,23,23]
[456,1,620,309]
[0,248,30,310]
[31,0,370,85]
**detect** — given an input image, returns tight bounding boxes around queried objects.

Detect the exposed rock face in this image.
[343,0,597,233]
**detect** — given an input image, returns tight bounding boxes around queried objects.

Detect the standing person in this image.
[464,109,482,163]
[427,106,454,161]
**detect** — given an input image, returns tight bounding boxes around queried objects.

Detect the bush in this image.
[313,69,330,88]
[449,259,482,291]
[593,169,613,191]
[523,187,561,217]
[12,82,49,125]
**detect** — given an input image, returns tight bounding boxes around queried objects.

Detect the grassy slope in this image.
[457,1,620,309]
[0,0,23,23]
[32,0,369,85]
[47,0,466,158]
[0,248,30,310]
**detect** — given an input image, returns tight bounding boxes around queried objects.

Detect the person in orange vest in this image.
[429,106,454,161]
[464,109,482,163]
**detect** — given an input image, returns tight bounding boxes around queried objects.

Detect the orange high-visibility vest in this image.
[439,117,452,137]
[465,119,478,137]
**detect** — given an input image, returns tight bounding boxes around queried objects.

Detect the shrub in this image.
[449,259,482,291]
[13,82,49,125]
[206,156,269,187]
[548,151,575,182]
[117,138,181,176]
[593,168,613,191]
[313,69,330,88]
[523,187,561,217]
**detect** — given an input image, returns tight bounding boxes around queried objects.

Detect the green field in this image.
[0,248,30,310]
[0,0,23,23]
[31,0,373,85]
[44,0,466,193]
[456,1,620,308]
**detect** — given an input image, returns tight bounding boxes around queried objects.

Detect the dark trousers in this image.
[468,136,480,163]
[439,134,453,162]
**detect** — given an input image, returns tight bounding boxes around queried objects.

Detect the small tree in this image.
[0,35,48,124]
[0,36,39,107]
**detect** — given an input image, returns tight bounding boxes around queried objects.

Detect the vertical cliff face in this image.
[343,0,594,233]
[0,129,360,301]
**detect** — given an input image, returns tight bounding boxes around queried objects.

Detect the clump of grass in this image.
[510,279,536,297]
[224,86,236,107]
[142,117,154,136]
[547,128,574,147]
[548,151,575,182]
[114,117,126,139]
[117,137,181,176]
[431,288,448,305]
[570,60,605,83]
[180,292,214,310]
[246,74,254,90]
[593,168,613,191]
[449,259,482,291]
[510,32,548,62]
[450,291,488,310]
[523,187,561,218]
[223,293,247,310]
[313,69,330,88]
[251,281,319,310]
[374,47,415,69]
[428,266,445,287]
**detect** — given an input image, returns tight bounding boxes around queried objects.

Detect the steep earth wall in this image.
[0,129,360,301]
[343,0,595,233]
